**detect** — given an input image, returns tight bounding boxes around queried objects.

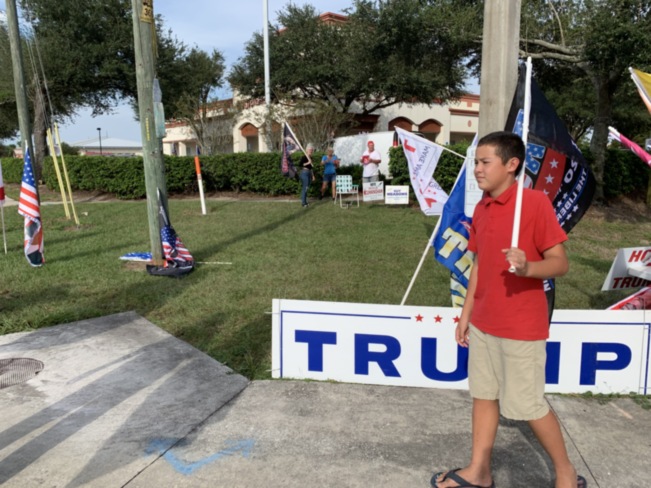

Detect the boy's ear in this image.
[506,156,520,174]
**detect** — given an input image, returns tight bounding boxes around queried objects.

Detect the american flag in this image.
[158,192,193,266]
[17,147,44,267]
[161,224,194,265]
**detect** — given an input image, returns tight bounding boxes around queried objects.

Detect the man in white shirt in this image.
[360,140,381,183]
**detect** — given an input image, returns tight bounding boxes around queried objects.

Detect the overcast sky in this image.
[2,1,477,145]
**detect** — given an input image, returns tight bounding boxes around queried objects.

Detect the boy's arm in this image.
[503,242,569,279]
[456,253,477,348]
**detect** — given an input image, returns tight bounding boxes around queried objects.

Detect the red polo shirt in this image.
[468,184,567,340]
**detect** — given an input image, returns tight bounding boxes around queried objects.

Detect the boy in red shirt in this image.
[432,132,586,488]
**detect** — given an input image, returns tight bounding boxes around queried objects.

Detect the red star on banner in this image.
[434,315,442,323]
[453,316,460,323]
[415,314,423,322]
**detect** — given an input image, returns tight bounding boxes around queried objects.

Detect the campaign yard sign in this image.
[272,299,650,395]
[385,186,409,205]
[362,182,384,202]
[602,247,651,291]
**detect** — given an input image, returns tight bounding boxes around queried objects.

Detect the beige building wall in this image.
[162,94,479,155]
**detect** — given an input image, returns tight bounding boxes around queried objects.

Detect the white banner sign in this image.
[272,299,650,395]
[362,181,384,202]
[385,186,409,205]
[395,127,448,215]
[602,246,651,291]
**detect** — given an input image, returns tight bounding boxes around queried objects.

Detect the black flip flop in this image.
[431,468,495,488]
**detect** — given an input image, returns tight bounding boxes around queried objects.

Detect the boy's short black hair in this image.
[477,131,525,175]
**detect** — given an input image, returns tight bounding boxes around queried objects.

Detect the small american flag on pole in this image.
[158,189,193,267]
[18,147,44,267]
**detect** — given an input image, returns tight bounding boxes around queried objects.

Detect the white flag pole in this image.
[1,206,6,255]
[0,160,5,254]
[509,57,533,273]
[400,217,442,306]
[194,156,207,215]
[285,122,311,163]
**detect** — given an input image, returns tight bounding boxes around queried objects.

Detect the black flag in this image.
[506,65,596,319]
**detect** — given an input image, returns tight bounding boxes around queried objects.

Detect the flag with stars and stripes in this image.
[157,190,193,268]
[506,66,596,234]
[17,147,44,267]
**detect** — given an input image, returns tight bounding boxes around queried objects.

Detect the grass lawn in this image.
[1,185,650,379]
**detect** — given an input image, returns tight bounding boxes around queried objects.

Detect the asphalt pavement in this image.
[0,312,649,487]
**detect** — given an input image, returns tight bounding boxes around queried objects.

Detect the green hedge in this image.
[0,145,647,201]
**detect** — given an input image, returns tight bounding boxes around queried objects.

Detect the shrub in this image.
[0,144,645,203]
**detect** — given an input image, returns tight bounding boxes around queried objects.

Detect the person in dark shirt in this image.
[299,143,315,207]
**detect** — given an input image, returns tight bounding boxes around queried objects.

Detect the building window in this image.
[240,123,259,153]
[388,117,413,132]
[419,119,442,142]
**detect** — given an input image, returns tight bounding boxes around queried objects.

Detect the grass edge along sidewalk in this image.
[0,195,649,380]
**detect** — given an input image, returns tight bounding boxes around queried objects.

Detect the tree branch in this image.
[522,38,582,56]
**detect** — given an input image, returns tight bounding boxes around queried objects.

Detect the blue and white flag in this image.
[431,142,476,308]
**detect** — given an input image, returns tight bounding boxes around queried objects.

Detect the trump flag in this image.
[506,66,596,234]
[395,127,448,215]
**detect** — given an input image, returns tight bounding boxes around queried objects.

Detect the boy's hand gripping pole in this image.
[509,57,533,273]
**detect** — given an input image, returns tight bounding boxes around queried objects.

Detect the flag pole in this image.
[46,127,71,219]
[1,206,6,254]
[509,57,533,273]
[285,122,311,162]
[0,160,5,254]
[194,155,207,215]
[54,123,80,226]
[400,217,443,306]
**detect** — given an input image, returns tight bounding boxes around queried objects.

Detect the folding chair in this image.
[335,175,359,208]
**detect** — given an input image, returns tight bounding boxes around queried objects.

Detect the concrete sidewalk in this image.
[0,313,648,487]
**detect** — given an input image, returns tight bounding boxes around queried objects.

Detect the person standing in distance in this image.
[320,147,340,201]
[360,140,381,183]
[299,143,315,208]
[431,132,586,488]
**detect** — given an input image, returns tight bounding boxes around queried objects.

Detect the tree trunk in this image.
[589,76,612,203]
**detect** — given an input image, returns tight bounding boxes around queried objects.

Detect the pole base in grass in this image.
[146,263,194,277]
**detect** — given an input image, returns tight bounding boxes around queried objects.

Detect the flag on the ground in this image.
[431,143,475,308]
[609,126,651,168]
[506,66,596,234]
[17,147,44,267]
[281,123,300,179]
[158,192,193,267]
[630,67,651,115]
[0,160,5,206]
[395,127,448,215]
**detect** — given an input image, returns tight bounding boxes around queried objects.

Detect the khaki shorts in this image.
[468,324,549,421]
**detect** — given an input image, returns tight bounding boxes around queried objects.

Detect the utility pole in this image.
[6,0,35,169]
[263,0,272,151]
[478,0,522,138]
[131,0,166,266]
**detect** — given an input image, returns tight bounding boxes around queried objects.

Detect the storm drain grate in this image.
[0,358,44,389]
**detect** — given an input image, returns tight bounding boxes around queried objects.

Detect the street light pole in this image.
[97,127,103,155]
